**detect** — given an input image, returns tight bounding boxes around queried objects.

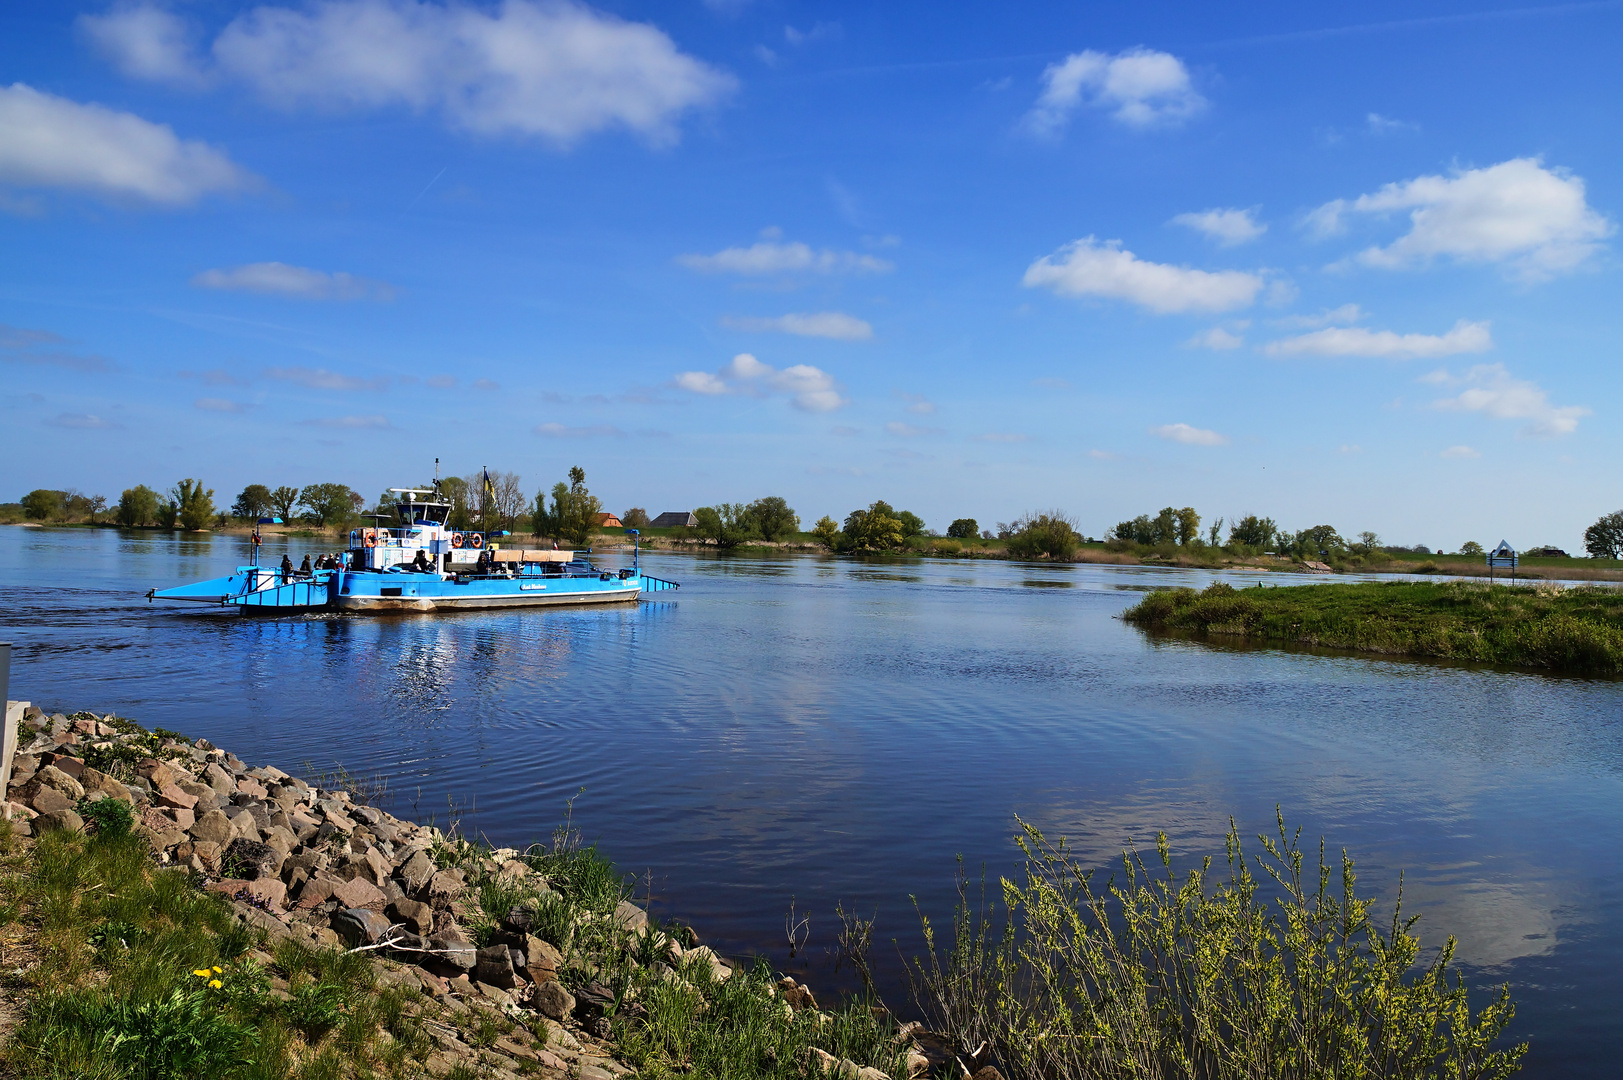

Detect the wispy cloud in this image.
[1152,422,1227,446]
[264,366,387,391]
[1440,444,1481,459]
[679,239,892,275]
[0,322,114,372]
[1427,363,1587,436]
[720,311,873,339]
[1171,207,1265,246]
[534,422,626,438]
[1026,47,1204,133]
[46,412,118,430]
[1186,325,1246,350]
[193,262,396,301]
[300,414,391,429]
[885,421,941,437]
[1273,304,1364,329]
[194,397,248,413]
[895,391,935,414]
[972,432,1030,443]
[1024,237,1263,313]
[1264,319,1491,359]
[673,352,847,412]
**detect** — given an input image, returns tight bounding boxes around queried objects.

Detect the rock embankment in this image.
[2,707,968,1080]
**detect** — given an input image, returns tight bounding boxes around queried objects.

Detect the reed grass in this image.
[908,814,1526,1080]
[1123,580,1623,675]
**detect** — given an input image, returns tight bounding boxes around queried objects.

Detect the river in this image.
[2,525,1619,1076]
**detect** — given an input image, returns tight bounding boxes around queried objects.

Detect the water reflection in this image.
[1,528,1620,1075]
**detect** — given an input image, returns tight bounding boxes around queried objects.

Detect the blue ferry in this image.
[149,484,677,614]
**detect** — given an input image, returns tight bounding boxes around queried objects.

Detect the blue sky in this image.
[3,1,1620,548]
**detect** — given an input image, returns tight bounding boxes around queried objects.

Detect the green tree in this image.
[170,479,215,531]
[812,515,841,550]
[440,477,473,530]
[1353,531,1382,555]
[535,467,602,547]
[1228,514,1278,549]
[694,503,753,548]
[1460,540,1485,557]
[742,496,799,542]
[1294,525,1346,559]
[116,485,160,527]
[622,507,651,529]
[1207,517,1224,547]
[157,499,179,528]
[266,485,299,523]
[947,517,978,539]
[1584,510,1623,559]
[21,489,62,521]
[1109,514,1156,546]
[1174,506,1201,546]
[843,501,906,551]
[896,510,926,539]
[1007,511,1081,560]
[87,494,107,523]
[231,484,272,520]
[298,483,361,529]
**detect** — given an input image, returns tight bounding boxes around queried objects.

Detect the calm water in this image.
[3,526,1620,1075]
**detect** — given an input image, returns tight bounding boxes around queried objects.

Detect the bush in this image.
[694,503,754,548]
[78,797,134,840]
[1006,511,1080,560]
[910,815,1526,1080]
[742,496,800,542]
[947,518,978,539]
[621,507,652,529]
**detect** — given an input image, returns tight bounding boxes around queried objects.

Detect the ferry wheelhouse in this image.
[149,484,677,613]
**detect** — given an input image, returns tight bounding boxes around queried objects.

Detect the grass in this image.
[0,822,432,1079]
[1123,580,1623,675]
[908,814,1526,1080]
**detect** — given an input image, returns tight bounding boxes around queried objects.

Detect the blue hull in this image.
[333,569,641,611]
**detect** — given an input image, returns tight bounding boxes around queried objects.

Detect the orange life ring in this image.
[451,533,464,548]
[364,534,376,548]
[468,533,484,549]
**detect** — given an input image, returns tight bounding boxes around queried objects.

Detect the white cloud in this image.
[98,0,732,145]
[719,311,873,340]
[896,391,935,414]
[79,4,208,87]
[1307,158,1613,280]
[783,22,840,45]
[1274,303,1364,329]
[1366,112,1416,135]
[1026,47,1203,132]
[265,366,388,391]
[1440,445,1481,459]
[673,352,846,412]
[1263,319,1492,360]
[1171,207,1265,246]
[1186,326,1244,350]
[192,261,396,301]
[534,422,625,437]
[678,240,892,275]
[1429,363,1588,436]
[1088,448,1117,459]
[301,414,391,429]
[47,412,118,430]
[0,83,251,205]
[1023,237,1263,314]
[1152,422,1227,446]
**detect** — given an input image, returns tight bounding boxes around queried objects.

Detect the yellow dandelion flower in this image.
[209,979,224,989]
[192,969,211,978]
[212,966,223,973]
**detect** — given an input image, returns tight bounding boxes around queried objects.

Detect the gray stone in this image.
[614,900,649,933]
[188,809,234,845]
[476,944,516,989]
[532,980,576,1021]
[425,868,465,906]
[331,876,387,911]
[398,849,435,894]
[24,783,73,815]
[525,935,562,979]
[387,897,435,935]
[202,762,236,794]
[429,933,477,970]
[33,764,85,801]
[36,808,86,833]
[331,907,395,947]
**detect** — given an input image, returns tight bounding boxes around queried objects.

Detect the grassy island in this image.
[1123,580,1623,675]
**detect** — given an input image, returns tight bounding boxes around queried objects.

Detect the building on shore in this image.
[650,511,696,528]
